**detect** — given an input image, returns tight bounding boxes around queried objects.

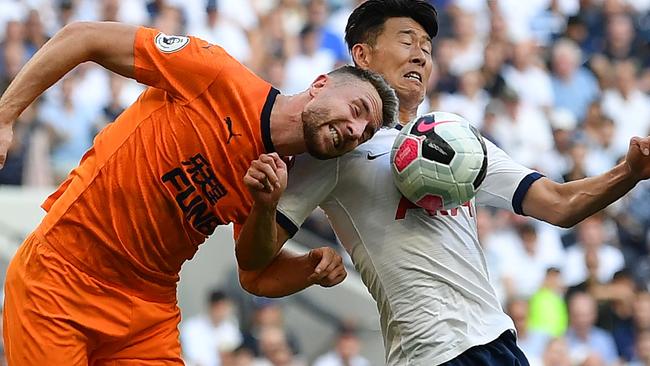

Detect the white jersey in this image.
[277,128,542,365]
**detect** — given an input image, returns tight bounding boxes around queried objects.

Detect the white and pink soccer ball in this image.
[391,111,488,211]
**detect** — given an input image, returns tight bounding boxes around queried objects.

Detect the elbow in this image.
[235,245,274,272]
[57,22,95,59]
[238,269,260,295]
[238,270,279,297]
[237,258,270,272]
[554,216,578,229]
[58,21,92,40]
[545,203,579,228]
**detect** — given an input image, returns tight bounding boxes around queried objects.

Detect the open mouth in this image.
[404,71,422,83]
[329,125,341,148]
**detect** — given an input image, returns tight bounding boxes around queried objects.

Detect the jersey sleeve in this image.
[276,155,338,237]
[475,139,544,214]
[133,27,236,103]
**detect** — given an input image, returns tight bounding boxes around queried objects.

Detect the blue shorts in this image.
[441,331,530,366]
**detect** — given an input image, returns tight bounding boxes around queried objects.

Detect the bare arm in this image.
[523,137,650,227]
[237,154,288,270]
[239,244,346,298]
[0,21,137,167]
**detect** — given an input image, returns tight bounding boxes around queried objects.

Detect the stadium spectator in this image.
[0,99,51,186]
[502,38,554,111]
[283,24,336,95]
[529,267,569,337]
[507,297,550,364]
[304,0,348,65]
[601,60,650,157]
[565,291,620,365]
[37,74,97,183]
[542,337,573,366]
[629,329,650,366]
[312,322,370,366]
[181,289,243,366]
[490,87,554,168]
[190,0,252,66]
[502,222,563,298]
[550,38,600,121]
[438,69,490,129]
[241,298,301,358]
[563,215,626,287]
[253,327,306,366]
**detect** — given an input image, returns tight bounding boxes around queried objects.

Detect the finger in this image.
[314,250,332,274]
[243,175,265,190]
[259,154,278,171]
[631,137,650,156]
[269,153,287,171]
[246,170,273,192]
[0,154,5,169]
[639,137,650,156]
[322,255,341,275]
[247,169,268,182]
[252,161,280,188]
[321,270,347,287]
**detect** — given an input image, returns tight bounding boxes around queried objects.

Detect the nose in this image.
[346,122,364,141]
[410,47,427,67]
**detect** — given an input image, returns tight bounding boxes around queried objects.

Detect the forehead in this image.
[334,79,383,125]
[377,17,430,42]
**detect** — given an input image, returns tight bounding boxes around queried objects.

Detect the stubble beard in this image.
[302,107,334,160]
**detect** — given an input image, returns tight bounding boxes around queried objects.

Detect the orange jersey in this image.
[36,27,279,301]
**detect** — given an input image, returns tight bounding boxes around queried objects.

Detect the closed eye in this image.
[350,104,359,118]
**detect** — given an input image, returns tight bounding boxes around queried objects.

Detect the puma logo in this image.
[225,117,241,144]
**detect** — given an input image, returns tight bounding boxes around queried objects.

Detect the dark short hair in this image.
[208,289,227,305]
[328,65,399,128]
[345,0,438,52]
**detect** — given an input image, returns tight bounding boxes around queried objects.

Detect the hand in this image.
[625,136,650,181]
[243,153,287,208]
[0,122,13,169]
[307,247,347,288]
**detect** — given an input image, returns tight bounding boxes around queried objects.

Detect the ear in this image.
[308,74,329,97]
[351,43,372,68]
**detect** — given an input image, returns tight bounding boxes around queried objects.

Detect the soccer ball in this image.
[391,111,488,211]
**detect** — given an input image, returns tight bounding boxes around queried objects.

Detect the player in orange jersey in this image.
[0,21,398,365]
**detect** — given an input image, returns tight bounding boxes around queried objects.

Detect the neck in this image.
[269,93,309,156]
[398,107,418,126]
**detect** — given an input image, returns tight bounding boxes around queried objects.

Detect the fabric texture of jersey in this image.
[4,233,184,365]
[276,128,542,365]
[36,27,278,301]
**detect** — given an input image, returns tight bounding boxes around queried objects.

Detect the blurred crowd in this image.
[179,289,371,366]
[0,0,649,365]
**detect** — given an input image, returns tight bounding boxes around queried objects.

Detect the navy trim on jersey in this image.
[512,172,544,215]
[276,210,299,237]
[261,87,280,153]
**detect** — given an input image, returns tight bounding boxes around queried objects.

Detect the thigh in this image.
[3,235,90,366]
[91,298,183,366]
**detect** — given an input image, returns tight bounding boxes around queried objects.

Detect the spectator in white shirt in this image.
[601,60,650,157]
[502,38,554,111]
[181,290,243,366]
[312,323,370,366]
[563,215,625,287]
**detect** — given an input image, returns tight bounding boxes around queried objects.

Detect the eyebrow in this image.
[398,29,432,44]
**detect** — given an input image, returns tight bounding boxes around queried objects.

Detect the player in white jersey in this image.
[235,1,650,365]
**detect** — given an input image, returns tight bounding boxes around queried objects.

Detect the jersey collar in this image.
[261,87,280,153]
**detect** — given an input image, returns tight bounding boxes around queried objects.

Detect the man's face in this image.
[302,77,383,159]
[358,17,433,110]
